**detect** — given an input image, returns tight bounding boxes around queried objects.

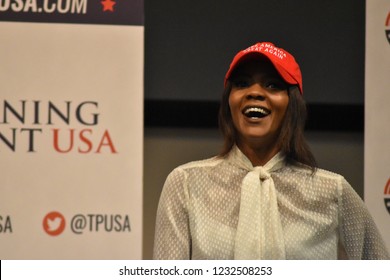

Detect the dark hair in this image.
[218,83,317,171]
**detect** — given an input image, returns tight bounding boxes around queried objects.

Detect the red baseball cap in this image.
[224,42,303,94]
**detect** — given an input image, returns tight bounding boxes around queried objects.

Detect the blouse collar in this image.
[227,145,286,173]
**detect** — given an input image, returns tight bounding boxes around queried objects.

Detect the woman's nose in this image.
[245,83,266,100]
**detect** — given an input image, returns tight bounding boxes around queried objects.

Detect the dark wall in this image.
[145,0,365,103]
[144,0,365,129]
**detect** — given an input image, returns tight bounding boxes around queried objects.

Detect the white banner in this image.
[365,0,390,249]
[0,3,144,259]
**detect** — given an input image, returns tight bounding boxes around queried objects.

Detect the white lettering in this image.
[43,0,56,13]
[1,0,87,14]
[71,0,86,14]
[0,0,11,11]
[23,0,37,12]
[57,0,70,14]
[11,0,23,12]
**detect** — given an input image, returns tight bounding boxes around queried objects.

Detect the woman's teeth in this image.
[243,107,270,119]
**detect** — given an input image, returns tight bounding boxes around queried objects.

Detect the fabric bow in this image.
[232,147,286,259]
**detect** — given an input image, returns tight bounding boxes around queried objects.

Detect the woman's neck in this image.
[237,140,281,166]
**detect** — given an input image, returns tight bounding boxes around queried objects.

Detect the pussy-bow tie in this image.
[232,148,286,259]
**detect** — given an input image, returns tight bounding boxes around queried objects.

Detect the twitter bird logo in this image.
[47,217,62,232]
[43,212,66,236]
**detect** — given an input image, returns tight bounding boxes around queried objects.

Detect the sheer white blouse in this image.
[153,147,389,259]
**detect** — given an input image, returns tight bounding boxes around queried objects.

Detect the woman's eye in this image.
[233,79,249,88]
[266,81,286,90]
[267,83,278,89]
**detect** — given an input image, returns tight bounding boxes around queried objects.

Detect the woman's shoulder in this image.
[314,168,345,181]
[163,156,225,188]
[174,155,224,172]
[285,164,354,198]
[288,162,347,183]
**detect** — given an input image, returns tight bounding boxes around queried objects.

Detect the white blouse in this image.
[153,147,389,259]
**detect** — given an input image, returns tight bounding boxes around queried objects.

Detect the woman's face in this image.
[228,57,289,149]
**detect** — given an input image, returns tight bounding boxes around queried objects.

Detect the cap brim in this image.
[224,52,302,93]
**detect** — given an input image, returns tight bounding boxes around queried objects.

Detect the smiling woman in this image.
[226,57,290,166]
[153,42,389,260]
[219,53,315,169]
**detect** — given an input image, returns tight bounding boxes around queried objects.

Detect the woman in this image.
[153,42,389,259]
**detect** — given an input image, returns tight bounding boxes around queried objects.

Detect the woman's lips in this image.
[242,106,271,119]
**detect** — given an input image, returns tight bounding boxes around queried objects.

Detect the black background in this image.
[144,0,365,130]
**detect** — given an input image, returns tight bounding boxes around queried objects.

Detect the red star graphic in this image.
[101,0,116,12]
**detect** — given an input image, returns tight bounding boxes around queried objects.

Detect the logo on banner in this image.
[70,213,131,234]
[0,0,144,25]
[101,0,115,12]
[386,11,390,45]
[42,212,131,235]
[0,0,119,14]
[43,211,66,236]
[0,0,88,14]
[0,100,118,154]
[384,178,390,214]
